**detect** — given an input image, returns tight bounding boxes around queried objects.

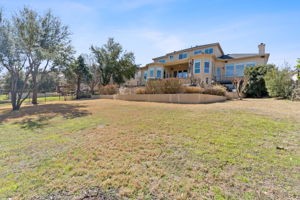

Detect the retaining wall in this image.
[94,94,226,104]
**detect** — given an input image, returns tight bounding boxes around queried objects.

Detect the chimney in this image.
[258,43,265,55]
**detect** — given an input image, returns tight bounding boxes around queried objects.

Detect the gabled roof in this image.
[153,42,224,60]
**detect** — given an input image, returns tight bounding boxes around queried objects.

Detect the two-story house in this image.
[135,43,269,86]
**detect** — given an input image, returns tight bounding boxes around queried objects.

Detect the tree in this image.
[264,68,293,98]
[13,7,72,105]
[232,77,249,100]
[0,13,33,110]
[244,64,274,97]
[296,58,300,79]
[66,56,91,99]
[91,38,137,86]
[82,54,100,95]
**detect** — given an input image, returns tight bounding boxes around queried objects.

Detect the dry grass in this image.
[0,99,299,199]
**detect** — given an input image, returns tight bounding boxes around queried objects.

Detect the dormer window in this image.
[179,53,187,59]
[159,59,166,63]
[205,48,213,54]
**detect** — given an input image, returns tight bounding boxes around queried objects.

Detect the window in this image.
[194,50,202,55]
[216,67,221,81]
[169,55,174,60]
[205,48,213,54]
[246,62,256,67]
[149,67,154,78]
[143,71,147,80]
[179,53,188,59]
[235,63,245,76]
[225,64,234,77]
[194,60,201,74]
[204,61,210,73]
[178,70,188,78]
[156,67,162,78]
[159,59,166,63]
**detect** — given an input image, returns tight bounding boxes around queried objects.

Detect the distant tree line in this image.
[0,7,137,110]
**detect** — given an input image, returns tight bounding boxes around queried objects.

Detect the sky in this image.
[1,0,300,67]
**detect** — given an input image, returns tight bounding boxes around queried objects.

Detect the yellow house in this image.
[135,43,269,87]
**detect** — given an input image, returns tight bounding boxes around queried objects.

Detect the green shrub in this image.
[99,85,118,95]
[145,78,182,94]
[264,68,293,98]
[244,64,275,97]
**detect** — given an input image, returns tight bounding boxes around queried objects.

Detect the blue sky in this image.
[1,0,299,67]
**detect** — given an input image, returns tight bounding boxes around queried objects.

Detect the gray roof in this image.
[218,54,260,60]
[153,42,224,60]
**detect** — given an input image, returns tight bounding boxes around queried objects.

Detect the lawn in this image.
[0,99,299,199]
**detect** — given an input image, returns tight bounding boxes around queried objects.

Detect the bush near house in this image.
[264,68,293,98]
[244,64,275,97]
[183,85,227,96]
[145,78,182,94]
[99,85,118,95]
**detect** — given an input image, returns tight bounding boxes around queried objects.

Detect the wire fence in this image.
[0,92,75,105]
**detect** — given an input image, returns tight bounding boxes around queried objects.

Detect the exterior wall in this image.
[153,44,220,63]
[218,56,268,82]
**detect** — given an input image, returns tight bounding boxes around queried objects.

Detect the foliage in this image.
[183,86,203,93]
[291,88,300,101]
[135,87,146,94]
[202,85,227,96]
[145,78,182,94]
[91,38,137,86]
[67,56,91,99]
[264,68,293,98]
[232,77,249,99]
[99,85,118,95]
[0,14,32,110]
[244,64,275,97]
[82,54,100,94]
[38,72,59,93]
[13,7,73,104]
[296,58,300,79]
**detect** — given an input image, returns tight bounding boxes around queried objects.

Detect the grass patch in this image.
[0,99,299,199]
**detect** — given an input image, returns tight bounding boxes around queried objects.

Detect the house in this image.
[135,43,269,87]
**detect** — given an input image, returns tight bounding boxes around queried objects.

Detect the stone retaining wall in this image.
[93,94,226,104]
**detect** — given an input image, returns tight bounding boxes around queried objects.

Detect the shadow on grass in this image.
[0,103,91,124]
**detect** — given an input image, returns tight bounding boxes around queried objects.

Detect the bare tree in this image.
[233,77,249,100]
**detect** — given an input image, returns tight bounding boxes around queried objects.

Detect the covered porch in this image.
[163,60,190,79]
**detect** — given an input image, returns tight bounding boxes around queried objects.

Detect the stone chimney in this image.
[258,43,265,55]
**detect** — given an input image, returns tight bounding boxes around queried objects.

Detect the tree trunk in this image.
[31,69,38,105]
[76,76,81,99]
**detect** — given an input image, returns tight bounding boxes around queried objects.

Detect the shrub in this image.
[202,85,227,96]
[135,87,146,94]
[291,88,300,101]
[145,79,164,94]
[162,78,182,94]
[145,78,182,94]
[99,85,118,95]
[264,68,293,98]
[244,64,275,97]
[183,86,203,93]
